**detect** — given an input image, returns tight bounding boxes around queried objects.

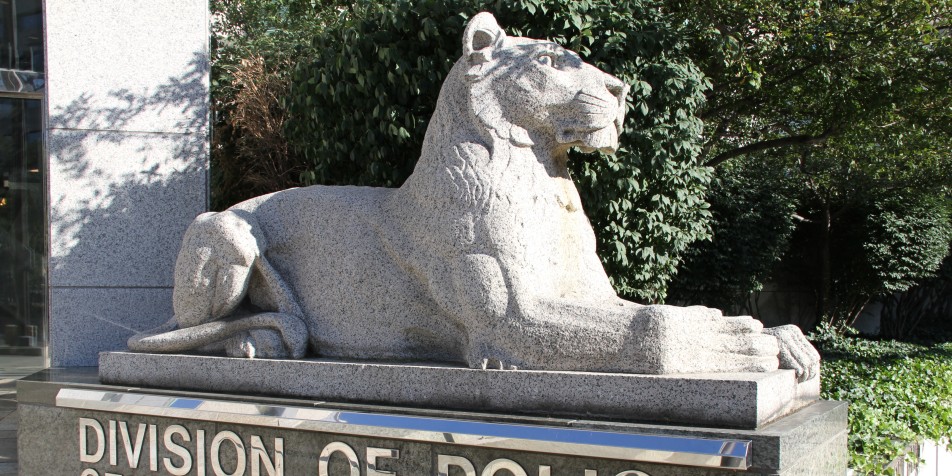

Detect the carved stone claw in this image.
[763,325,821,382]
[479,357,518,370]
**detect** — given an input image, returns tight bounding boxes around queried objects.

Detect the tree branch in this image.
[701,61,819,121]
[792,213,814,224]
[705,128,837,167]
[698,112,738,162]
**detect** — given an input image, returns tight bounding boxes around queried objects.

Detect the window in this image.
[0,0,43,372]
[0,0,43,73]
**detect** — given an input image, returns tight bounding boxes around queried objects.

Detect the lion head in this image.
[460,12,629,154]
[407,12,631,210]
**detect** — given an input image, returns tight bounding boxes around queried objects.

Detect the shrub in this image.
[667,155,798,312]
[669,156,951,327]
[209,0,348,209]
[880,254,952,339]
[213,55,307,207]
[813,192,952,328]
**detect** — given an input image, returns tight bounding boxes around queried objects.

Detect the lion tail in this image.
[127,312,309,359]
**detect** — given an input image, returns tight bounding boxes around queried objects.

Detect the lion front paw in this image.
[477,357,520,370]
[763,325,821,382]
[631,306,781,375]
[465,339,523,371]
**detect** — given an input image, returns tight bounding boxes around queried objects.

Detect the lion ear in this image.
[463,12,505,68]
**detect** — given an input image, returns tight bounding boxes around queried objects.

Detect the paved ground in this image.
[0,355,46,476]
[0,379,18,476]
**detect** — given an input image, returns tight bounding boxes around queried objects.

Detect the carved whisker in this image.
[576,91,610,103]
[572,98,608,109]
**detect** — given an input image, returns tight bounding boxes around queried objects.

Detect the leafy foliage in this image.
[211,0,951,310]
[667,0,952,167]
[284,0,712,301]
[796,119,952,313]
[811,327,952,474]
[664,0,952,325]
[881,254,952,339]
[856,195,952,299]
[667,156,798,311]
[775,187,951,329]
[673,154,951,328]
[209,0,349,208]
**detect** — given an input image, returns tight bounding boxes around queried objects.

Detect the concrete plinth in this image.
[17,368,847,476]
[99,352,819,429]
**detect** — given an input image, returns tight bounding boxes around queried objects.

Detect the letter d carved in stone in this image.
[437,454,477,476]
[79,418,105,463]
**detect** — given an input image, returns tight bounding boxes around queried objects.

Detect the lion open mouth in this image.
[554,90,627,154]
[557,126,620,154]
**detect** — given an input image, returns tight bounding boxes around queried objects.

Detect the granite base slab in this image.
[17,369,847,476]
[99,351,819,429]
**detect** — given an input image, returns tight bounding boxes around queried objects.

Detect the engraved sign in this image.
[59,389,749,476]
[78,418,284,475]
[75,417,656,476]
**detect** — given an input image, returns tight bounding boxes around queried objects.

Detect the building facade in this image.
[0,0,210,370]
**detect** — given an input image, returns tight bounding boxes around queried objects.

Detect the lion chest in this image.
[488,170,598,297]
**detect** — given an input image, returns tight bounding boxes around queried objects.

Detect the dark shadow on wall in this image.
[46,52,209,365]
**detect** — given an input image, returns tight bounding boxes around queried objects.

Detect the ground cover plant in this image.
[811,326,952,474]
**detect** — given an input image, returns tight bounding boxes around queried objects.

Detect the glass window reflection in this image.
[0,0,43,73]
[0,0,44,375]
[0,97,46,368]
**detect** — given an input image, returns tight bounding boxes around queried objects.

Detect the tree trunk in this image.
[819,202,833,325]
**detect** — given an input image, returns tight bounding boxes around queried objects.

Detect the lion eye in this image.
[537,53,556,67]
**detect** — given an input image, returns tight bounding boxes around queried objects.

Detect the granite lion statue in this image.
[130,12,820,381]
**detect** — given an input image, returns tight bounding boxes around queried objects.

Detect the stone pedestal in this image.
[18,367,847,476]
[99,352,819,429]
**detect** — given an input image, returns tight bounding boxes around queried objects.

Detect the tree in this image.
[785,123,951,327]
[666,0,951,166]
[667,156,799,313]
[283,0,713,302]
[664,0,952,327]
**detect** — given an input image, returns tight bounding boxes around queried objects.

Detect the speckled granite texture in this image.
[100,351,819,429]
[45,0,209,366]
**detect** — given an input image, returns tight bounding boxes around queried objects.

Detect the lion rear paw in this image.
[219,312,309,359]
[467,341,523,371]
[226,329,291,359]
